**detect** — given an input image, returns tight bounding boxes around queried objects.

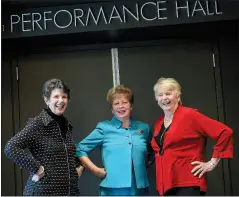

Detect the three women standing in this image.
[5,77,233,196]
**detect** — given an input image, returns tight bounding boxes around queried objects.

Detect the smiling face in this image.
[111,93,132,121]
[156,86,180,113]
[44,88,69,116]
[154,78,181,114]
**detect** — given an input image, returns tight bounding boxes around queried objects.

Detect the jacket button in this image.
[128,142,132,145]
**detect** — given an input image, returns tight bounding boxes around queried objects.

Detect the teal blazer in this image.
[76,116,151,188]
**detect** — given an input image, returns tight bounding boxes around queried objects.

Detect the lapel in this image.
[39,109,73,132]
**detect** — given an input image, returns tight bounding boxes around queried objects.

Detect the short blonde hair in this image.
[153,77,182,102]
[106,85,134,105]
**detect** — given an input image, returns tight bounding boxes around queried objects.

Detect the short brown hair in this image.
[106,85,134,105]
[42,78,70,100]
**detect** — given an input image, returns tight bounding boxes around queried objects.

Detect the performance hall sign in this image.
[2,0,239,38]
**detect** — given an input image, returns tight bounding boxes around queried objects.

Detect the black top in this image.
[154,123,171,155]
[45,107,67,139]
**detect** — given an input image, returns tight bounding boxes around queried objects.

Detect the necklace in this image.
[164,115,173,128]
[159,124,170,155]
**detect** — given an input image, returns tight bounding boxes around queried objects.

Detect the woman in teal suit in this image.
[76,85,154,196]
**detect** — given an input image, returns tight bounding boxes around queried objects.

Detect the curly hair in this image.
[42,78,70,99]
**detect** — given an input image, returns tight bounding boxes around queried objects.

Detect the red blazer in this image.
[151,105,233,195]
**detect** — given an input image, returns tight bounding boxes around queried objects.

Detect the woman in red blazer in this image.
[151,77,233,196]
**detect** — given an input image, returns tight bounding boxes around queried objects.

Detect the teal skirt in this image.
[99,168,148,196]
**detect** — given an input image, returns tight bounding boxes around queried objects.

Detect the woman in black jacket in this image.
[4,78,83,196]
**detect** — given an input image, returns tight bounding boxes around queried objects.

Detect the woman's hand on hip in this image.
[32,165,45,182]
[76,166,85,177]
[191,161,215,178]
[93,167,106,179]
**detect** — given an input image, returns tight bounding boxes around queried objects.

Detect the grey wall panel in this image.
[219,37,239,195]
[1,60,16,195]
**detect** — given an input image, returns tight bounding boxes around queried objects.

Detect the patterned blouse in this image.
[4,109,80,196]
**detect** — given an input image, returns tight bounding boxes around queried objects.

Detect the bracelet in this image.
[32,174,40,182]
[209,161,215,167]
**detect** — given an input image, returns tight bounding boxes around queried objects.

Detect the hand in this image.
[76,166,84,177]
[32,166,45,182]
[93,167,106,179]
[191,161,214,178]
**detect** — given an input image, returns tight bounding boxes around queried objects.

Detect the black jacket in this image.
[4,109,80,196]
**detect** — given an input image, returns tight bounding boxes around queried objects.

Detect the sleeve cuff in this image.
[76,151,88,157]
[212,149,233,158]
